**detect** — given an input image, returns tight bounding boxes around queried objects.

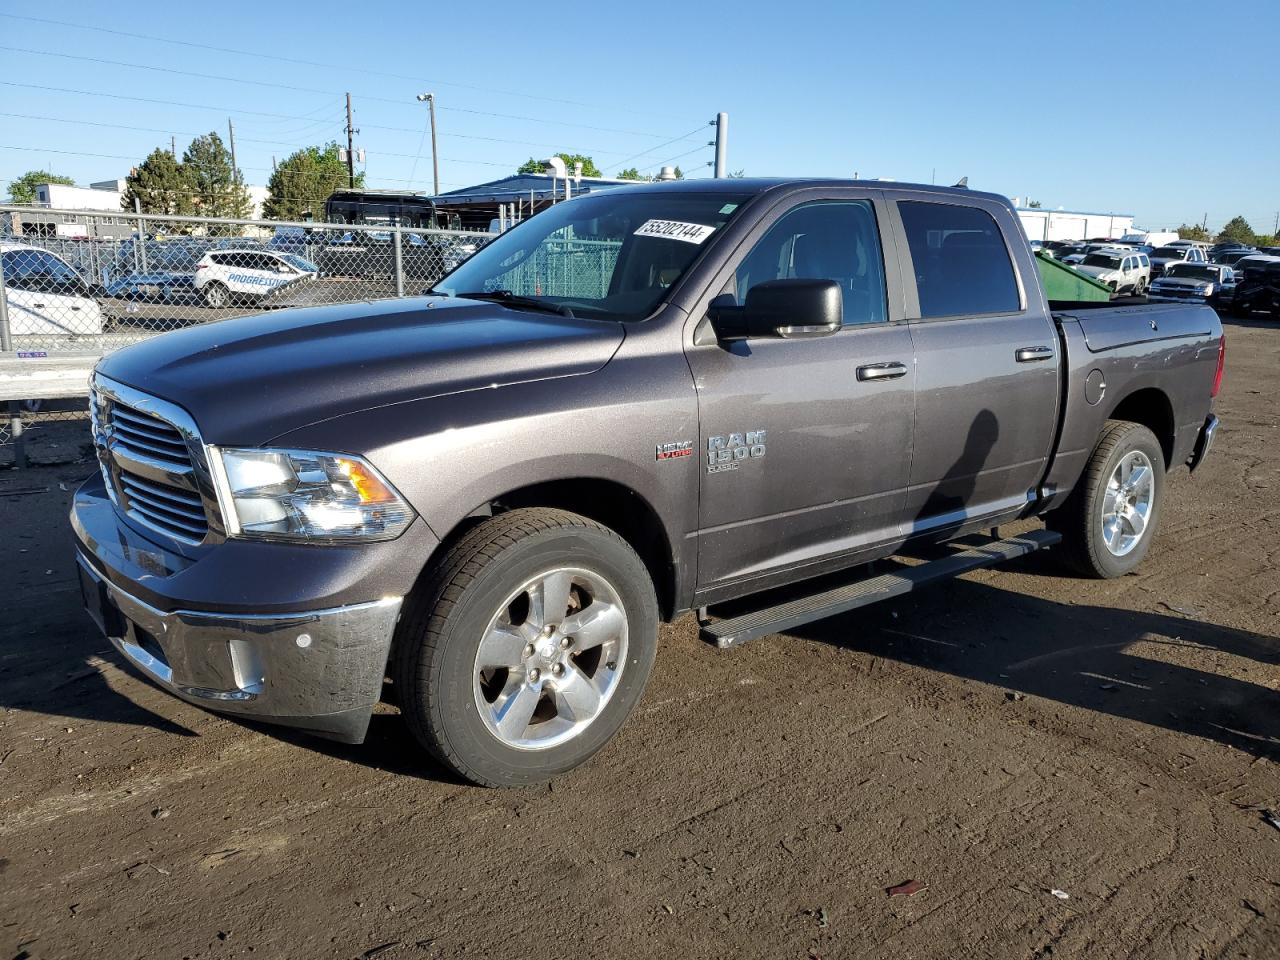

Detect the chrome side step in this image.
[700,530,1061,650]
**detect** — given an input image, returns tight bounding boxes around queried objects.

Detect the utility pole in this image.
[416,93,440,195]
[712,112,728,178]
[226,118,238,177]
[345,93,356,189]
[1201,212,1208,233]
[170,135,176,159]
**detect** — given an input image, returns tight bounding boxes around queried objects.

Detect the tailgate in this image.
[1067,304,1216,352]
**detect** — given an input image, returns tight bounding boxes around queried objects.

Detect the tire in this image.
[1133,277,1146,297]
[1047,420,1166,578]
[203,281,229,308]
[392,508,659,787]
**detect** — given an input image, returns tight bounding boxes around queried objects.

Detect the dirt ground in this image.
[2,318,1277,960]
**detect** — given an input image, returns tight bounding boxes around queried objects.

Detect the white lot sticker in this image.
[634,219,716,244]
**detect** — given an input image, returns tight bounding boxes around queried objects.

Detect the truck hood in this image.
[1074,265,1120,280]
[96,296,625,444]
[1152,277,1212,291]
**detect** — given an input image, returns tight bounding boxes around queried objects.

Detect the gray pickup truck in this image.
[73,179,1223,786]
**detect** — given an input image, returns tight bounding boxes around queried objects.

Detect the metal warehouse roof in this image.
[431,173,642,205]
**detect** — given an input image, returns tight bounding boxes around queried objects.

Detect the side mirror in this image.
[708,278,843,341]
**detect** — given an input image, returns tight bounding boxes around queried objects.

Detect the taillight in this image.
[1210,334,1225,398]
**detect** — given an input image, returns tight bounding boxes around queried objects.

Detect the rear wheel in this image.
[202,281,229,308]
[1048,420,1165,578]
[392,508,658,787]
[1133,277,1146,296]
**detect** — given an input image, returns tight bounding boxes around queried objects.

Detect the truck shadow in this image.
[785,552,1280,760]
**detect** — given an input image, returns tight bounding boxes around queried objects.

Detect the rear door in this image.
[686,190,917,593]
[886,193,1060,536]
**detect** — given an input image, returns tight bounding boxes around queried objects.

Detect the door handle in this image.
[856,361,908,382]
[1015,346,1054,363]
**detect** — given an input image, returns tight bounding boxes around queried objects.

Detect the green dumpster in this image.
[1035,251,1113,302]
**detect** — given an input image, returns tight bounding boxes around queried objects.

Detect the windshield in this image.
[1152,246,1184,258]
[283,254,318,272]
[1082,254,1122,268]
[434,189,749,321]
[1165,264,1217,281]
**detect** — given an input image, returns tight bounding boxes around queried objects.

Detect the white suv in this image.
[1074,249,1151,296]
[193,249,318,308]
[1,242,105,337]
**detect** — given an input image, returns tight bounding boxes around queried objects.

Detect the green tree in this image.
[518,154,603,177]
[616,167,645,181]
[728,169,746,178]
[1027,199,1042,208]
[263,143,361,221]
[6,170,75,204]
[1216,215,1256,246]
[183,132,250,224]
[1176,223,1211,242]
[121,148,192,215]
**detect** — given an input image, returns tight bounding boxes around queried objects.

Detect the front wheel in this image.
[202,281,229,308]
[392,508,658,787]
[1047,420,1165,578]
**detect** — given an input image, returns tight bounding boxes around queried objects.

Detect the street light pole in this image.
[416,93,440,196]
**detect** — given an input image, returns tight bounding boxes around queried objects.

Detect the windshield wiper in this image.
[438,289,574,318]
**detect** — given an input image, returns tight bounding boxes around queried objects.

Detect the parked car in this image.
[1149,244,1208,278]
[74,179,1223,786]
[266,227,310,257]
[104,271,200,304]
[1074,250,1151,295]
[192,250,319,307]
[1211,248,1256,267]
[1209,240,1252,253]
[1,242,105,337]
[1231,257,1280,318]
[1147,262,1236,309]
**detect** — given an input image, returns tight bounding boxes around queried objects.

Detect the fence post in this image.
[0,249,11,353]
[393,225,405,298]
[134,199,148,273]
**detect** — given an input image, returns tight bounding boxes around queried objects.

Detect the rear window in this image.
[1152,246,1183,258]
[1083,254,1122,268]
[898,201,1020,318]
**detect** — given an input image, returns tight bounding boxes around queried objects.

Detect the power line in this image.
[0,80,337,123]
[1,104,639,162]
[611,124,711,173]
[0,12,678,120]
[0,45,706,141]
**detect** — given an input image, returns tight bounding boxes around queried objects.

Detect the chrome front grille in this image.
[109,405,192,467]
[117,471,210,541]
[91,376,221,545]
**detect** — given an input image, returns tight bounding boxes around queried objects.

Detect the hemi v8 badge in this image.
[707,430,766,474]
[656,440,694,461]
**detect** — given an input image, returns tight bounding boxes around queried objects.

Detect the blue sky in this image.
[2,0,1277,233]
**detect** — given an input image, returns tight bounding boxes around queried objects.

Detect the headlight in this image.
[1202,284,1215,295]
[210,447,415,542]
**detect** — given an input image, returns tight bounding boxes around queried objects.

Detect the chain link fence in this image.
[0,206,499,464]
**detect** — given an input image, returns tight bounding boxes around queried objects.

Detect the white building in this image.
[1015,205,1135,242]
[13,176,272,238]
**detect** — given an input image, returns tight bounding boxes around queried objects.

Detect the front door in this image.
[686,194,916,595]
[888,194,1060,536]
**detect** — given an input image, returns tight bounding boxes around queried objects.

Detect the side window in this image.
[733,200,887,326]
[898,201,1020,318]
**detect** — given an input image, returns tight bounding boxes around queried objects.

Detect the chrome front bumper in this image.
[78,555,402,743]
